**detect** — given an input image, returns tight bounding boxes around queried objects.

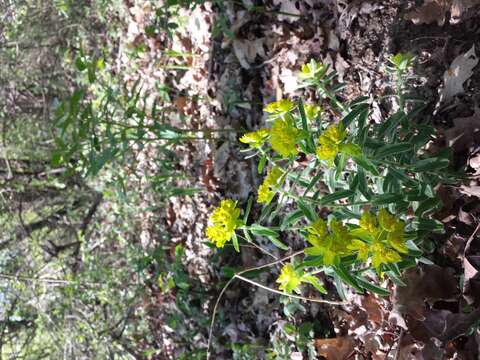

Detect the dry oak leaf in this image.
[232,38,266,69]
[445,106,480,153]
[392,265,458,321]
[405,0,450,25]
[440,45,479,103]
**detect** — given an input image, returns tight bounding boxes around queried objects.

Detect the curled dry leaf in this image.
[315,337,355,360]
[439,45,479,103]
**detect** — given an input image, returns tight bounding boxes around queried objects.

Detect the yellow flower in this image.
[305,218,353,266]
[315,124,347,163]
[239,128,269,148]
[348,240,370,261]
[276,264,302,293]
[206,200,242,248]
[349,209,408,269]
[378,208,397,232]
[371,242,402,270]
[304,104,321,121]
[258,167,283,204]
[270,117,301,157]
[359,212,377,233]
[264,99,295,114]
[298,59,327,81]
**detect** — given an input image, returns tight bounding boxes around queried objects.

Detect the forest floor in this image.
[118,1,480,359]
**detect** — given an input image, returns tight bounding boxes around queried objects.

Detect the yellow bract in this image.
[264,99,294,114]
[304,104,321,120]
[350,210,408,270]
[315,124,347,164]
[276,264,302,294]
[239,128,269,148]
[258,167,283,204]
[305,219,352,266]
[205,200,242,248]
[270,117,301,157]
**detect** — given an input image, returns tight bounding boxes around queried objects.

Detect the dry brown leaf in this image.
[232,38,266,69]
[440,45,479,103]
[315,337,355,360]
[393,265,458,320]
[405,0,450,25]
[445,106,480,153]
[451,0,480,23]
[272,0,301,22]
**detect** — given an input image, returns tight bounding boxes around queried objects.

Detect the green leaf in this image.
[371,193,404,205]
[355,276,390,296]
[353,155,379,176]
[249,224,279,238]
[413,218,444,233]
[267,235,289,250]
[302,275,327,294]
[298,98,316,153]
[374,142,413,159]
[232,233,240,252]
[415,197,441,217]
[258,154,267,174]
[298,199,317,222]
[341,103,369,129]
[281,209,304,231]
[319,190,355,205]
[243,196,253,223]
[303,167,322,196]
[333,265,362,292]
[378,111,405,138]
[411,157,450,172]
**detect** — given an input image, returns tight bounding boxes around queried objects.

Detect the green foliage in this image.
[207,56,457,300]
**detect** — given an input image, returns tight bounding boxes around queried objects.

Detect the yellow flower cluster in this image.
[264,99,295,114]
[316,124,360,164]
[304,104,321,121]
[239,128,269,148]
[349,209,408,270]
[298,59,327,81]
[270,116,301,157]
[276,264,302,294]
[205,200,242,248]
[258,166,283,204]
[305,219,352,266]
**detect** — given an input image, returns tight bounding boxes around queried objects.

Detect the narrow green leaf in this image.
[281,209,304,231]
[298,200,317,222]
[319,190,355,205]
[267,235,289,250]
[371,193,404,205]
[374,142,413,159]
[353,155,379,176]
[334,265,362,292]
[232,233,240,252]
[411,157,450,172]
[355,276,390,296]
[249,224,279,238]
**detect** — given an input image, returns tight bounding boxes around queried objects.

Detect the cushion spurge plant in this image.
[206,53,454,302]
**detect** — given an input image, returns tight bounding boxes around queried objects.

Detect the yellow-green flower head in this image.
[359,212,377,234]
[270,117,301,157]
[206,200,242,248]
[304,104,321,121]
[264,99,295,114]
[371,242,402,270]
[305,218,353,266]
[258,166,283,204]
[298,59,326,81]
[276,264,302,294]
[349,209,408,268]
[316,124,347,164]
[239,128,269,148]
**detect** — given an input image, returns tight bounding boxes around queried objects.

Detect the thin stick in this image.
[234,274,346,305]
[206,250,344,359]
